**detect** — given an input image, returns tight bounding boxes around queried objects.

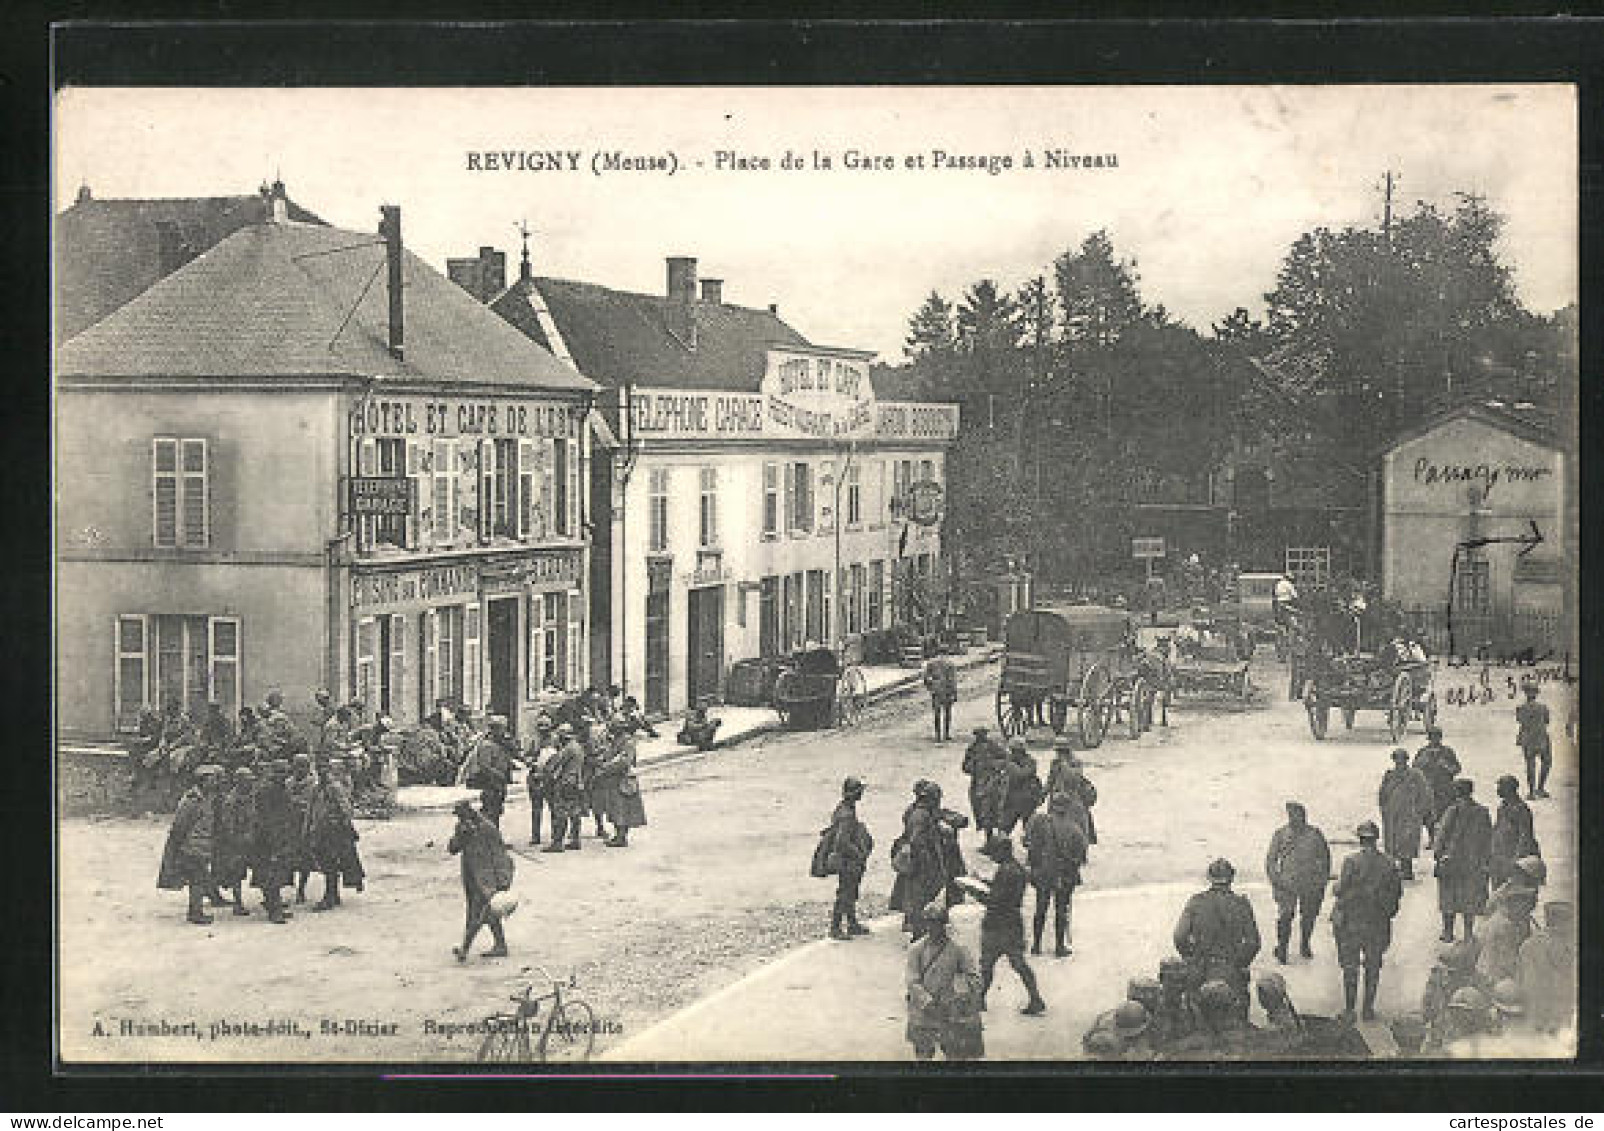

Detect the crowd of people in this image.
[812,671,1571,1062]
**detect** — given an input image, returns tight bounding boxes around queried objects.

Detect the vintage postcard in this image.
[53,82,1578,1066]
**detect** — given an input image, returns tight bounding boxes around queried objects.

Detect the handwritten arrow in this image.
[1458,519,1544,558]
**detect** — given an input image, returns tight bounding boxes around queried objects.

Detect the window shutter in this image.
[356,617,377,711]
[405,441,422,550]
[389,613,407,719]
[432,439,455,545]
[421,609,437,717]
[152,439,178,548]
[207,616,241,715]
[568,589,584,692]
[180,439,208,547]
[518,438,536,540]
[784,462,796,532]
[114,614,150,731]
[820,460,834,532]
[568,439,581,538]
[478,440,495,543]
[457,443,478,546]
[526,594,543,699]
[463,603,482,709]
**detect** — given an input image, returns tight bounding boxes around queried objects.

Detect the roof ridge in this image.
[533,274,785,319]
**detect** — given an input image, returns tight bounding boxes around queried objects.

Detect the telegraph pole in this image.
[1381,169,1396,248]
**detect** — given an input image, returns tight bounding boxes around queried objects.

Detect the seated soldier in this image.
[678,703,723,751]
[1162,979,1258,1059]
[1251,973,1372,1059]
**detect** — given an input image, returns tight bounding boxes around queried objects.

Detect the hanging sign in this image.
[909,480,945,527]
[760,347,877,441]
[350,477,414,516]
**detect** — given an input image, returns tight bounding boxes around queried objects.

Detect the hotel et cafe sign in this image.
[627,346,960,444]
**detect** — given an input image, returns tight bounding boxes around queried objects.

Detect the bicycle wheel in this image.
[538,998,597,1062]
[476,1015,530,1063]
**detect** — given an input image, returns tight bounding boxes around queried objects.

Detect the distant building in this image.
[56,194,596,740]
[1378,404,1569,658]
[455,244,959,715]
[54,180,327,342]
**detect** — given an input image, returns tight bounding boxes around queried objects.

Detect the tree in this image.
[1054,230,1144,348]
[1212,307,1270,351]
[904,290,957,360]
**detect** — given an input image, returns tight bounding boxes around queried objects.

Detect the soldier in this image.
[198,701,236,763]
[677,702,722,750]
[313,689,336,727]
[306,758,361,911]
[250,760,298,924]
[824,776,874,940]
[1173,858,1261,1019]
[1167,979,1257,1058]
[1420,940,1479,1049]
[1265,801,1332,963]
[1082,1001,1155,1061]
[1518,901,1575,1035]
[449,799,516,963]
[961,726,1004,836]
[1490,774,1540,887]
[1154,958,1197,1048]
[1330,820,1403,1023]
[261,690,298,762]
[285,752,317,904]
[1413,726,1461,847]
[595,717,647,847]
[1379,747,1432,879]
[1022,791,1089,957]
[921,654,958,742]
[889,781,969,941]
[974,835,1047,1016]
[997,738,1044,836]
[616,694,659,739]
[1476,883,1535,987]
[467,716,520,829]
[1044,739,1098,846]
[157,763,226,925]
[904,901,984,1061]
[213,766,258,917]
[541,723,588,853]
[1515,681,1552,800]
[1434,778,1493,943]
[523,713,557,847]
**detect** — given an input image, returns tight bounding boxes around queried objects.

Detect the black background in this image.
[6,11,1602,1112]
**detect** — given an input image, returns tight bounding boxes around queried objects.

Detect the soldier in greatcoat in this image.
[889,781,969,940]
[595,717,648,847]
[921,654,959,742]
[1413,726,1461,846]
[261,690,298,763]
[1379,747,1432,879]
[212,766,258,916]
[1022,791,1089,957]
[250,760,298,924]
[285,752,318,904]
[996,738,1044,836]
[1265,801,1331,963]
[961,727,1004,836]
[540,723,588,853]
[1489,774,1541,887]
[823,776,874,940]
[1518,901,1575,1035]
[1330,820,1403,1023]
[1173,858,1261,1019]
[523,713,558,846]
[1043,738,1098,845]
[1434,778,1493,943]
[904,902,984,1060]
[157,764,226,925]
[306,759,362,911]
[449,799,516,963]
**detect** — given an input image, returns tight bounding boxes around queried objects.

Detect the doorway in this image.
[686,585,725,708]
[486,597,519,732]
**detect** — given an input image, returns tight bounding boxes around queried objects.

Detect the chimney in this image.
[75,183,92,204]
[379,205,404,361]
[700,278,724,305]
[446,246,506,303]
[768,303,779,316]
[270,178,289,223]
[666,256,698,304]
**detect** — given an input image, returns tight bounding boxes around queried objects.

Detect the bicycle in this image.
[476,965,597,1064]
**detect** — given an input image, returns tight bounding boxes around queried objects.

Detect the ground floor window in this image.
[804,569,825,645]
[1455,556,1492,615]
[867,560,885,630]
[846,564,864,636]
[1285,546,1331,590]
[527,590,583,695]
[113,613,240,732]
[782,572,804,652]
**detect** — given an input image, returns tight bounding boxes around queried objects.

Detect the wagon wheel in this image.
[1305,687,1329,740]
[996,687,1031,738]
[1388,672,1412,743]
[834,666,868,727]
[1077,665,1112,749]
[1126,676,1149,739]
[1421,691,1439,731]
[1342,707,1356,730]
[772,672,796,729]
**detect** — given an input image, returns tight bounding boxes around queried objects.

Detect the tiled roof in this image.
[55,221,594,393]
[500,276,812,391]
[55,192,327,341]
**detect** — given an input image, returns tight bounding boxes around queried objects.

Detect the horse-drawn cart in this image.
[1300,652,1437,741]
[995,604,1161,748]
[1165,616,1253,700]
[773,647,868,730]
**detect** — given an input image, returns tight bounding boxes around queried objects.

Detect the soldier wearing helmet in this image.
[1421,940,1480,1049]
[1330,818,1403,1023]
[1172,859,1261,1020]
[823,776,874,941]
[904,900,983,1061]
[1490,775,1540,888]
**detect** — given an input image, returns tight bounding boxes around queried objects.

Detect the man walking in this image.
[825,777,874,940]
[1490,774,1541,887]
[1379,748,1432,879]
[157,763,226,925]
[467,715,519,829]
[1516,682,1553,800]
[306,758,361,911]
[974,835,1047,1016]
[922,653,958,742]
[1173,858,1261,1018]
[1023,791,1089,957]
[524,713,557,847]
[1414,726,1461,848]
[904,902,984,1061]
[997,738,1044,836]
[962,726,1004,836]
[213,766,257,917]
[1265,801,1332,963]
[1434,778,1493,942]
[1330,820,1403,1023]
[1044,738,1098,846]
[449,799,516,963]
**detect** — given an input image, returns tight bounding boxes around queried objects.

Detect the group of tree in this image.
[887,186,1573,596]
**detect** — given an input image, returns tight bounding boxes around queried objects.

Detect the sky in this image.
[55,85,1576,360]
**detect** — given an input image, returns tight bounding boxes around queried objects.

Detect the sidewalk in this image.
[399,644,1002,812]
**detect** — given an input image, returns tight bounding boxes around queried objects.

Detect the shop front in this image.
[347,547,585,736]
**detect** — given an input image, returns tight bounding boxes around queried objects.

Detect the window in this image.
[762,463,780,537]
[374,438,409,549]
[356,617,379,714]
[115,614,239,732]
[847,564,865,635]
[1456,558,1492,615]
[891,459,912,519]
[699,466,719,548]
[783,572,803,651]
[867,560,885,629]
[919,458,934,484]
[845,462,862,528]
[554,438,571,537]
[430,606,462,707]
[432,439,458,546]
[153,437,209,548]
[787,462,814,534]
[491,437,517,538]
[759,576,779,657]
[530,591,571,693]
[463,603,482,710]
[568,590,584,692]
[805,569,825,643]
[819,460,835,533]
[822,568,833,643]
[456,444,481,545]
[1285,547,1331,590]
[648,467,670,552]
[518,439,540,539]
